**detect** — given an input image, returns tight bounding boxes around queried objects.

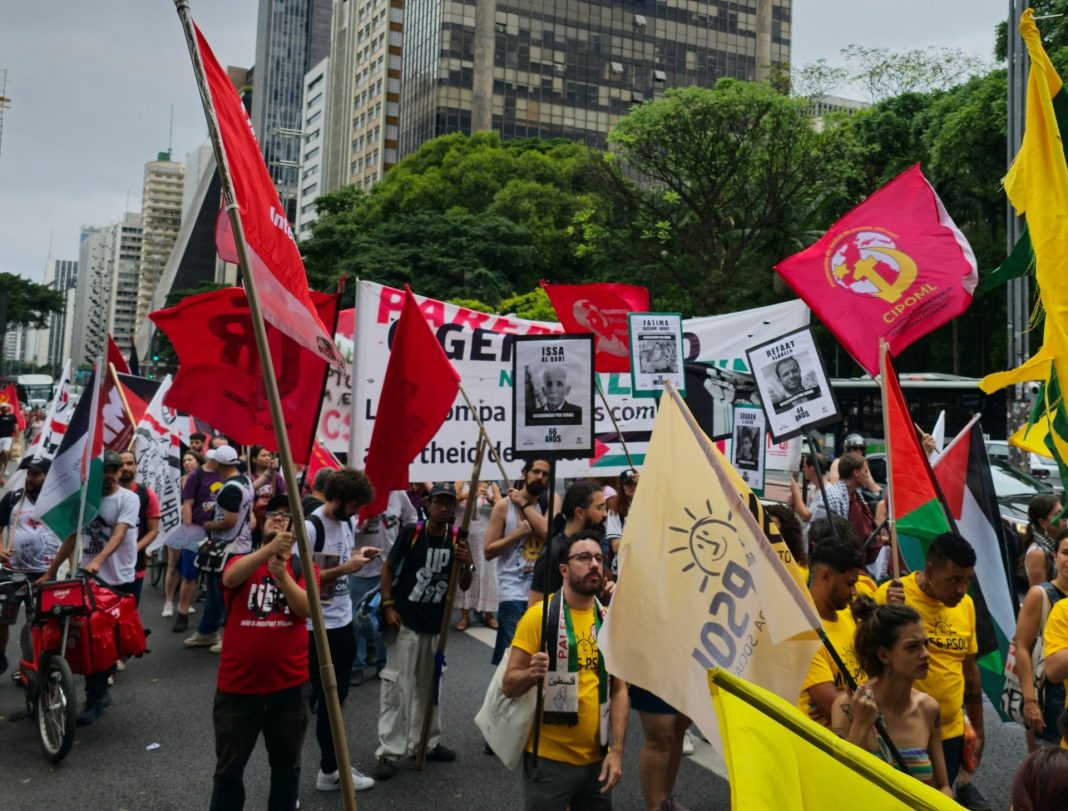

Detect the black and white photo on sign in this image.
[512,334,595,458]
[745,326,841,444]
[730,404,766,493]
[628,313,686,397]
[683,363,761,441]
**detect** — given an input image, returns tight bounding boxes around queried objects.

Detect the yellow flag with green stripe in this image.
[709,668,962,810]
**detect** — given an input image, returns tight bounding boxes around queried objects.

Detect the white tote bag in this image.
[474,648,537,769]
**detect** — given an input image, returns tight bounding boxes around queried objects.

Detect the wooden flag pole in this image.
[108,362,140,452]
[878,340,901,581]
[594,377,636,470]
[172,3,357,807]
[457,384,512,489]
[415,433,487,768]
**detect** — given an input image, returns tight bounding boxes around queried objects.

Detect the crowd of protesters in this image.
[4,422,1068,811]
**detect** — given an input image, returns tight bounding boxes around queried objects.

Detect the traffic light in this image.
[152,353,160,362]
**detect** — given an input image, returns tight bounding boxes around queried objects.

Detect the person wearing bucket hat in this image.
[0,456,59,676]
[42,448,142,725]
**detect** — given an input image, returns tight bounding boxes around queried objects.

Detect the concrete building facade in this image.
[135,152,185,336]
[398,0,788,157]
[71,214,142,368]
[295,56,330,239]
[43,258,78,370]
[252,0,333,218]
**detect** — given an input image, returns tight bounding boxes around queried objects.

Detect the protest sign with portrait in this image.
[628,313,685,398]
[512,334,595,458]
[730,404,766,494]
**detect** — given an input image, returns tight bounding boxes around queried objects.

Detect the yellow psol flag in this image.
[709,668,961,810]
[599,384,821,764]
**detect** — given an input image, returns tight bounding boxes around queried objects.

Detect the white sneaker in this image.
[183,632,220,648]
[188,605,195,615]
[209,640,223,654]
[316,767,375,792]
[161,602,174,618]
[682,729,696,756]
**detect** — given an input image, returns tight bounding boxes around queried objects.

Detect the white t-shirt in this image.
[353,490,417,580]
[82,488,140,585]
[3,492,61,573]
[301,505,355,629]
[496,500,546,603]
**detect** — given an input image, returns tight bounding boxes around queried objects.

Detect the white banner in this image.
[135,375,184,553]
[350,281,809,480]
[318,309,355,454]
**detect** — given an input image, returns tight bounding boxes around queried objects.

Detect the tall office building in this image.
[70,214,142,367]
[398,0,788,157]
[252,0,333,219]
[135,152,185,335]
[43,258,78,370]
[295,56,330,238]
[321,0,403,197]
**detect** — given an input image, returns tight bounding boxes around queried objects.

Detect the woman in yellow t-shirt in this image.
[831,601,953,796]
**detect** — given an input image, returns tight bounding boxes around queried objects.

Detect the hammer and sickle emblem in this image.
[834,246,918,303]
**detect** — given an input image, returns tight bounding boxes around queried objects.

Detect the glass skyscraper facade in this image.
[399,0,790,157]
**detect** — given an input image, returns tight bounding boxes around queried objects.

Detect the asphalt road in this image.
[0,574,1028,810]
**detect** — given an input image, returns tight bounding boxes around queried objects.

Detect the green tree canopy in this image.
[300,132,613,302]
[0,272,65,330]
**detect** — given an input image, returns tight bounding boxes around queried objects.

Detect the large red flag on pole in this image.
[107,333,131,375]
[361,286,460,520]
[190,21,343,372]
[0,385,26,432]
[541,281,649,373]
[775,165,977,376]
[150,287,339,464]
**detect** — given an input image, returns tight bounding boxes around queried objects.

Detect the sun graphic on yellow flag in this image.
[668,500,744,593]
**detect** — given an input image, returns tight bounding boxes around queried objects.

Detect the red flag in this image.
[100,374,160,451]
[0,385,25,432]
[361,286,460,520]
[305,438,341,487]
[107,333,130,375]
[149,287,340,464]
[775,164,977,375]
[541,281,650,373]
[189,21,343,372]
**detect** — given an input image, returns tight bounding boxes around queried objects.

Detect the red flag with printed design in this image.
[541,281,650,373]
[188,20,343,372]
[0,385,26,432]
[360,286,460,520]
[107,334,130,375]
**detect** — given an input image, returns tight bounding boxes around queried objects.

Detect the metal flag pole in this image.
[878,340,901,582]
[530,456,557,767]
[172,4,357,806]
[594,378,636,470]
[415,434,486,768]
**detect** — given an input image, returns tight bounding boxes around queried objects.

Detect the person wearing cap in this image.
[297,468,379,795]
[0,401,19,484]
[0,456,58,675]
[184,445,253,653]
[603,470,638,579]
[42,449,142,725]
[174,443,224,632]
[211,493,311,810]
[374,482,473,779]
[827,434,880,497]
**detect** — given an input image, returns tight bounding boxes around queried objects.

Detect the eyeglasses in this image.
[265,511,290,520]
[568,552,604,566]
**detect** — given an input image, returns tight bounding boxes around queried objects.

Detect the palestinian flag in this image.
[932,417,1019,717]
[101,373,160,451]
[881,345,950,541]
[36,364,105,542]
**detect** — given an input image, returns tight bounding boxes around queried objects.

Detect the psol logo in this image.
[670,503,764,674]
[826,228,918,304]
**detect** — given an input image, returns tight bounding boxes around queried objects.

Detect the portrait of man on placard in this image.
[768,353,821,414]
[734,425,761,471]
[526,364,583,426]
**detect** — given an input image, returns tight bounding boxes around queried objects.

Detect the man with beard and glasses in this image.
[484,458,559,665]
[0,457,58,675]
[529,481,607,607]
[503,530,628,810]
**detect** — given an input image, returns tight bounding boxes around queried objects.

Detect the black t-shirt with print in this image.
[0,414,17,438]
[388,522,456,634]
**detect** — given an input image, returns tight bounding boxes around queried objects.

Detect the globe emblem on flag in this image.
[827,229,918,304]
[668,502,741,593]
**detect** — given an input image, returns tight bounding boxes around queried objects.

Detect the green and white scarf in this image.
[544,591,609,752]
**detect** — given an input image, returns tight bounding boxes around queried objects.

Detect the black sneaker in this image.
[172,614,189,633]
[0,652,7,677]
[373,758,398,780]
[76,701,105,726]
[955,783,993,811]
[481,742,494,756]
[425,744,457,762]
[350,667,363,687]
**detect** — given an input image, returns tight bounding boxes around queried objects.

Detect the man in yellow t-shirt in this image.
[798,536,866,724]
[877,532,981,791]
[1043,597,1068,747]
[504,531,628,810]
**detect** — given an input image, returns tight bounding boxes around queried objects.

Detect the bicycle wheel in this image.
[35,652,77,762]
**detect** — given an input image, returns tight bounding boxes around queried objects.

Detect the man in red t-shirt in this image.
[211,496,312,811]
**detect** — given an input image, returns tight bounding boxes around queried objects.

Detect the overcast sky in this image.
[0,1,1008,283]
